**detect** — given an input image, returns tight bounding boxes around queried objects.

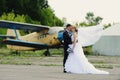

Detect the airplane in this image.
[0,20,64,56]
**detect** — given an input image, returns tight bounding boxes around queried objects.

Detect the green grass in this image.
[94,64,113,69]
[0,48,63,65]
[0,48,119,70]
[0,61,32,65]
[0,48,63,56]
[115,65,120,68]
[40,64,62,66]
[91,61,105,64]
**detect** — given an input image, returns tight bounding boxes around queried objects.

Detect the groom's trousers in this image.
[63,46,69,68]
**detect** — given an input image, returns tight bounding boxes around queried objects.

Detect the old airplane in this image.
[0,20,64,56]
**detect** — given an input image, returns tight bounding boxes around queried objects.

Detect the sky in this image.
[48,0,120,24]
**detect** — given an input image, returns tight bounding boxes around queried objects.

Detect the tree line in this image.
[0,0,63,26]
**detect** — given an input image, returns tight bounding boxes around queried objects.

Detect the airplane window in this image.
[37,33,49,39]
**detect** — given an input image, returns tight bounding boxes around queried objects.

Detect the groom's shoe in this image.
[63,71,67,73]
[63,70,67,73]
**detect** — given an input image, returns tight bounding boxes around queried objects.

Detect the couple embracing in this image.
[63,24,109,74]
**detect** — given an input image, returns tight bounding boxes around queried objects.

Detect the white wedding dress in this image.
[65,25,109,74]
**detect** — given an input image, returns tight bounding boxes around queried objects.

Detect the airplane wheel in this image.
[44,49,50,56]
[15,51,20,56]
[10,50,20,55]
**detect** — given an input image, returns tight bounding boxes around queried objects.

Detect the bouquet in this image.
[67,47,73,53]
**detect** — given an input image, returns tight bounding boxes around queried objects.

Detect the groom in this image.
[63,24,72,73]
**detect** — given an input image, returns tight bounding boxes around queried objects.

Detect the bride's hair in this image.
[72,26,78,32]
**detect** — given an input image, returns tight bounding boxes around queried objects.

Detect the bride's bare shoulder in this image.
[73,32,78,37]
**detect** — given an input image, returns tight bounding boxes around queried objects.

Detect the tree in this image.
[104,23,111,28]
[62,17,67,23]
[85,12,94,25]
[0,0,63,26]
[79,12,103,27]
[79,21,88,27]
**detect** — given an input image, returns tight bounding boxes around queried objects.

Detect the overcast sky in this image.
[48,0,120,24]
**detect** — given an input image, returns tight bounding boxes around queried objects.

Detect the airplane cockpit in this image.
[48,27,64,34]
[48,27,64,42]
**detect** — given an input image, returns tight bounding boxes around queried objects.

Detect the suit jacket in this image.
[63,30,72,50]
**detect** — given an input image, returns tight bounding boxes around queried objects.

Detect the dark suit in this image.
[63,30,72,68]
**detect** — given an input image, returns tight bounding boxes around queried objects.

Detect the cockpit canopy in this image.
[48,27,64,34]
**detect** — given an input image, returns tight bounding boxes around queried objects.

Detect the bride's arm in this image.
[73,33,77,50]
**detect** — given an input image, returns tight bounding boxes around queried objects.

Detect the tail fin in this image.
[7,29,21,39]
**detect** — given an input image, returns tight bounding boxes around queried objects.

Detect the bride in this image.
[65,26,109,74]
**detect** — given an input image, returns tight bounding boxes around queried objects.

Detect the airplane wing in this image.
[0,35,15,39]
[1,39,49,49]
[0,20,49,32]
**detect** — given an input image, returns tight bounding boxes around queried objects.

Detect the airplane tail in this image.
[7,29,21,39]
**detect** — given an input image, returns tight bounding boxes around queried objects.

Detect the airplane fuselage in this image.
[7,27,64,51]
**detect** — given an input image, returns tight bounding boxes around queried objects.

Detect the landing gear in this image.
[15,51,20,55]
[10,50,20,55]
[43,48,50,56]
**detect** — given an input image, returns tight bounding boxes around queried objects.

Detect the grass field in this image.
[0,48,120,69]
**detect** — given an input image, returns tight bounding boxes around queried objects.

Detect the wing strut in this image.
[13,26,19,40]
